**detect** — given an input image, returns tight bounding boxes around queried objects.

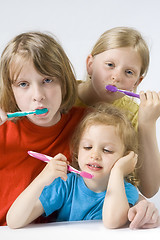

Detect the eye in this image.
[106,62,114,68]
[43,78,53,84]
[83,146,92,150]
[18,82,29,88]
[103,148,113,153]
[125,70,134,76]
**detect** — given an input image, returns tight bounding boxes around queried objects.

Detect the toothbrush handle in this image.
[7,111,34,118]
[28,151,51,162]
[28,151,80,173]
[67,165,80,174]
[120,90,140,99]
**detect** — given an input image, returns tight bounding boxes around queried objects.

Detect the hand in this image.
[139,91,160,125]
[0,108,8,125]
[38,153,68,186]
[112,151,138,177]
[128,199,160,229]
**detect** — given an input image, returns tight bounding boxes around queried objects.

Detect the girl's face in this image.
[87,47,143,103]
[77,124,125,192]
[11,60,62,127]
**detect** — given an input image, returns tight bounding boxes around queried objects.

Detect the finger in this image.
[151,91,160,107]
[128,207,136,222]
[129,206,147,229]
[55,159,68,167]
[136,204,153,227]
[139,91,147,102]
[54,153,67,161]
[60,172,68,182]
[129,202,159,229]
[0,113,8,125]
[145,90,153,101]
[141,218,160,229]
[151,209,159,223]
[55,160,68,172]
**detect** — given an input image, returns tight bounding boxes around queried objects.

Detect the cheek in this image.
[50,85,62,101]
[92,74,106,93]
[77,150,86,167]
[12,88,29,109]
[125,79,138,91]
[104,157,118,170]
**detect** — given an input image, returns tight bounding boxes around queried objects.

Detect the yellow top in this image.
[75,94,139,131]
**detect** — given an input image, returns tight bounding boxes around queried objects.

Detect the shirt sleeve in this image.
[39,177,67,216]
[124,181,139,206]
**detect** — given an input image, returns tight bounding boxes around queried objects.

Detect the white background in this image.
[0,0,160,210]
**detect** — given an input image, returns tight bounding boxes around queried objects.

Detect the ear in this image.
[134,76,144,87]
[86,54,94,75]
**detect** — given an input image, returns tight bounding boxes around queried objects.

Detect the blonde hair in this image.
[87,26,149,81]
[0,31,77,113]
[71,103,139,186]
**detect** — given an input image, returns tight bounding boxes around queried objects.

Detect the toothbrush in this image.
[7,108,48,118]
[28,151,94,179]
[106,85,140,99]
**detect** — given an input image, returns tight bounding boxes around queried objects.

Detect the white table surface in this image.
[1,220,160,240]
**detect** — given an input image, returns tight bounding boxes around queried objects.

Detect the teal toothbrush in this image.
[7,108,48,118]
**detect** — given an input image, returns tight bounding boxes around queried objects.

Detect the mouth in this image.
[34,107,49,117]
[87,163,102,171]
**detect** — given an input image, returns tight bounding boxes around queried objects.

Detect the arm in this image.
[102,152,137,228]
[7,153,68,229]
[138,91,160,197]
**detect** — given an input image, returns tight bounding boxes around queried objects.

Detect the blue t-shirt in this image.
[39,173,139,221]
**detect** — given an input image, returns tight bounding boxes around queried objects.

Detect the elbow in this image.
[103,220,125,229]
[6,212,22,229]
[103,214,128,229]
[6,217,17,229]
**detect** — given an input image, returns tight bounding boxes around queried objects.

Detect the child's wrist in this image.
[110,167,124,178]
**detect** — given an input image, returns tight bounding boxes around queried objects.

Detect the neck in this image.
[83,176,109,193]
[78,81,115,106]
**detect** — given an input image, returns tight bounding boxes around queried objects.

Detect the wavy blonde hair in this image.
[0,31,77,113]
[71,103,139,186]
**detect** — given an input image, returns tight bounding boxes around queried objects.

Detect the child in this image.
[0,31,86,226]
[77,27,160,198]
[7,103,140,229]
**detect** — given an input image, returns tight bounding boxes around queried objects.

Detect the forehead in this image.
[9,55,32,82]
[98,47,140,60]
[82,124,121,141]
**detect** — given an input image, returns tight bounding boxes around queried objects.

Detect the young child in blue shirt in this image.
[7,103,139,229]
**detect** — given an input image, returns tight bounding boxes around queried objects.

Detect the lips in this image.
[34,107,49,117]
[87,163,102,171]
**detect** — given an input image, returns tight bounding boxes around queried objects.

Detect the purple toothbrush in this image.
[28,151,94,179]
[106,85,140,99]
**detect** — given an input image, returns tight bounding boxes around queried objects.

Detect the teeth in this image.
[89,164,100,168]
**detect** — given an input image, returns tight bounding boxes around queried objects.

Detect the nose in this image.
[90,149,101,161]
[32,85,45,102]
[111,69,122,84]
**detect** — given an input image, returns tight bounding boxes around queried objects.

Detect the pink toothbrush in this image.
[106,85,140,99]
[28,151,93,179]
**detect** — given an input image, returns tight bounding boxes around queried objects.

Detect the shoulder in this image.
[75,80,88,107]
[113,96,139,112]
[113,96,139,130]
[66,106,86,120]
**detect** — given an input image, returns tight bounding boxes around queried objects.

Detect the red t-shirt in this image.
[0,106,86,226]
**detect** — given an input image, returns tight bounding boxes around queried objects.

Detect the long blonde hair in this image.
[71,103,139,186]
[86,26,149,81]
[0,31,77,113]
